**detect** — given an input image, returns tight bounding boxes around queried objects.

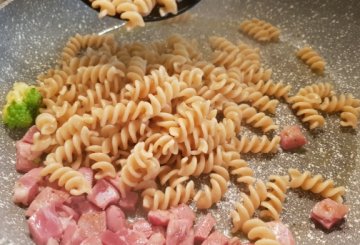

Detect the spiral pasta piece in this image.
[231,180,267,233]
[242,218,280,245]
[247,90,279,114]
[319,94,360,113]
[287,94,325,129]
[297,47,326,74]
[297,82,334,99]
[243,67,272,84]
[260,175,289,220]
[194,166,230,209]
[240,18,280,42]
[120,142,160,188]
[35,113,58,136]
[288,168,346,203]
[231,135,280,154]
[142,176,195,210]
[40,163,91,195]
[235,103,278,133]
[251,80,291,99]
[340,106,360,128]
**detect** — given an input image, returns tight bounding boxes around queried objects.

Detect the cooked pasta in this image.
[231,135,280,154]
[251,80,291,99]
[288,168,346,203]
[242,218,280,245]
[40,163,91,195]
[340,105,360,128]
[296,47,326,74]
[319,94,360,113]
[260,175,289,220]
[297,82,334,99]
[231,180,267,232]
[239,18,280,42]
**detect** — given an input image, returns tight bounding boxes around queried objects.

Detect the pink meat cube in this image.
[28,205,63,245]
[16,140,41,173]
[133,219,153,238]
[56,204,79,226]
[148,210,171,226]
[60,220,84,245]
[148,232,166,245]
[78,211,107,237]
[106,205,127,233]
[170,204,196,224]
[194,213,216,242]
[101,230,126,245]
[87,179,120,210]
[124,230,148,245]
[202,231,229,245]
[78,167,94,187]
[280,125,307,150]
[80,236,102,245]
[22,126,39,144]
[266,221,295,245]
[26,187,69,217]
[311,198,349,230]
[166,219,194,245]
[118,191,138,211]
[66,196,100,217]
[13,167,43,206]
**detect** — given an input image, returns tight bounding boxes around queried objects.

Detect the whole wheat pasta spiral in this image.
[287,94,325,129]
[88,152,116,179]
[297,47,326,74]
[35,113,58,136]
[231,135,280,154]
[242,218,280,245]
[231,180,267,233]
[246,90,279,114]
[297,82,334,98]
[142,176,195,210]
[319,94,360,113]
[235,103,278,133]
[251,80,291,99]
[40,163,91,195]
[240,18,280,42]
[340,105,360,128]
[120,142,160,188]
[243,67,272,84]
[260,175,289,220]
[289,168,346,203]
[194,165,230,209]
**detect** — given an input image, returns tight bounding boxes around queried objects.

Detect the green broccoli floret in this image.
[2,82,42,129]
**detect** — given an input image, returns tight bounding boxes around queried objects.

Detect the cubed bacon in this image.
[16,140,42,173]
[78,167,94,187]
[26,187,69,217]
[60,220,82,245]
[47,237,60,245]
[170,204,196,224]
[118,191,138,211]
[148,232,166,245]
[78,211,107,237]
[311,198,349,230]
[107,176,130,198]
[266,221,295,245]
[152,226,166,236]
[87,179,120,210]
[28,205,63,245]
[166,219,194,245]
[202,231,229,245]
[13,167,43,206]
[66,196,100,217]
[56,204,79,227]
[80,236,102,245]
[148,210,171,226]
[194,213,216,242]
[133,219,153,238]
[125,230,148,245]
[280,125,307,150]
[101,230,126,245]
[22,126,39,144]
[106,205,127,233]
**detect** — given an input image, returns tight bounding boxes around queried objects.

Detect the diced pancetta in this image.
[266,221,295,245]
[87,179,120,210]
[280,125,307,150]
[194,213,216,242]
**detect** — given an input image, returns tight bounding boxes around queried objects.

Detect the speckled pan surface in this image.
[0,0,359,244]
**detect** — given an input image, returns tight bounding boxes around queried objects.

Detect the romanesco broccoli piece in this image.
[2,82,42,128]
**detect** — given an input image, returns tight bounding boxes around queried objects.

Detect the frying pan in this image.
[0,0,359,244]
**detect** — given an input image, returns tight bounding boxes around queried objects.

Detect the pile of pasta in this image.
[89,0,179,30]
[31,33,356,244]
